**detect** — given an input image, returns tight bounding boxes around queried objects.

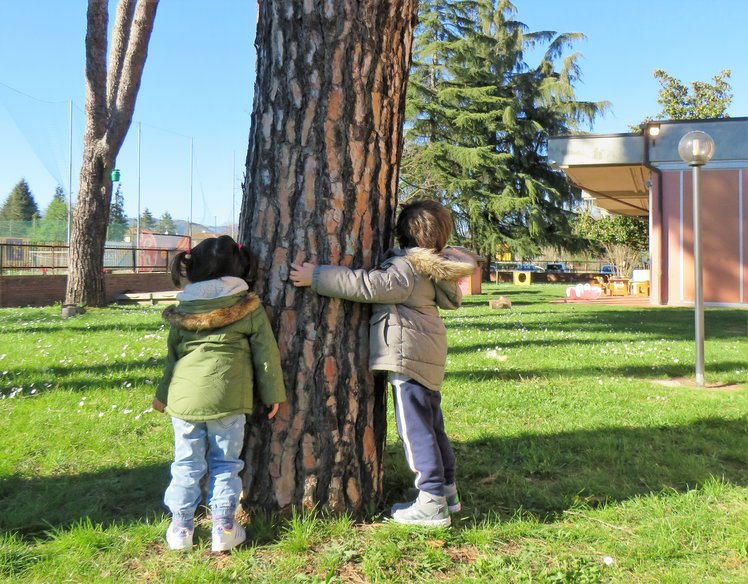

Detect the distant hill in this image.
[127,218,235,237]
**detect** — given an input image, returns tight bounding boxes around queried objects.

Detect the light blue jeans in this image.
[164,414,246,523]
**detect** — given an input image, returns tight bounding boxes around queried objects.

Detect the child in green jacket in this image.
[153,235,285,552]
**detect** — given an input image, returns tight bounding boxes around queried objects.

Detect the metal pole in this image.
[189,137,194,240]
[136,121,141,273]
[67,99,73,245]
[692,164,704,386]
[232,151,236,240]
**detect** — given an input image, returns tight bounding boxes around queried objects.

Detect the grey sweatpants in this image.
[391,378,456,497]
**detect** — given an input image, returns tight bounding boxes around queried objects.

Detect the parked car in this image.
[516,263,545,272]
[489,262,515,274]
[545,262,568,273]
[600,264,616,276]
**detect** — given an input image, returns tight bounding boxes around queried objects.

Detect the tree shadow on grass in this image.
[382,416,748,522]
[2,360,164,397]
[0,305,163,335]
[0,462,170,538]
[3,417,747,543]
[445,362,748,382]
[444,307,747,341]
[2,322,162,335]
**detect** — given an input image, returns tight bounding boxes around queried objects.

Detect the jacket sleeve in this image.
[155,326,180,404]
[311,262,414,304]
[434,280,463,310]
[248,307,286,406]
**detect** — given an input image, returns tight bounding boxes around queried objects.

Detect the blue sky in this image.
[1,0,746,228]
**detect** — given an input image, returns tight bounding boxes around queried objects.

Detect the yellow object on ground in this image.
[513,271,532,285]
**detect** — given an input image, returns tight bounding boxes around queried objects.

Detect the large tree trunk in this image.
[65,0,158,307]
[239,0,419,514]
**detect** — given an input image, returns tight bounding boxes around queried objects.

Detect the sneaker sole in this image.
[391,515,451,528]
[166,530,194,551]
[211,531,246,552]
[393,501,461,513]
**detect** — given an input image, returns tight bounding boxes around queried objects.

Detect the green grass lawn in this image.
[1,284,747,583]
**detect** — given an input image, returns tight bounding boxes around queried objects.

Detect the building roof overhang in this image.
[547,134,650,217]
[548,118,748,218]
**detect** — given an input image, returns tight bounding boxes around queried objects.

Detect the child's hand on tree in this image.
[290,263,316,287]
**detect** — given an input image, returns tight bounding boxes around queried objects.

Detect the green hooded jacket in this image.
[155,289,286,421]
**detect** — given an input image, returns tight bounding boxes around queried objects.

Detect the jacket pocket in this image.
[369,311,389,348]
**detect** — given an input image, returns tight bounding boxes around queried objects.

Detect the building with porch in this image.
[548,117,747,308]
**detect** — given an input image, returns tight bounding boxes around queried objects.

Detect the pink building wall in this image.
[655,168,745,306]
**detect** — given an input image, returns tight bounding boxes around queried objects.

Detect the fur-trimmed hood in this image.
[402,247,476,282]
[162,293,262,331]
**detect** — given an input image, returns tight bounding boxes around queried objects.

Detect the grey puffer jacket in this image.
[312,247,476,391]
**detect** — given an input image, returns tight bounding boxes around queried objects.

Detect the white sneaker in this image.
[166,522,194,550]
[211,522,246,552]
[392,485,462,513]
[391,491,451,527]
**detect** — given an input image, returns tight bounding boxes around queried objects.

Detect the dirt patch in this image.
[651,377,745,392]
[336,562,370,583]
[446,545,480,564]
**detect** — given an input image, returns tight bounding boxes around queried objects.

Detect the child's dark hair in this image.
[169,235,256,287]
[395,199,452,251]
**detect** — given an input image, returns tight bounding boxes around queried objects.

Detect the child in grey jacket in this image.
[290,199,475,527]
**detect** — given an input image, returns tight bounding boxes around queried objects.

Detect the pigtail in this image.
[237,243,257,287]
[169,250,190,288]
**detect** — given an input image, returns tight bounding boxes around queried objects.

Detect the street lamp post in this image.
[677,130,715,387]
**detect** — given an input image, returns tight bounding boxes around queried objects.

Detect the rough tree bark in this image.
[239,0,420,514]
[65,0,158,307]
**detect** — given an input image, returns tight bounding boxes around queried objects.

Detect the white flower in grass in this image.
[0,354,6,360]
[98,412,105,417]
[122,409,133,415]
[134,406,154,420]
[602,556,615,566]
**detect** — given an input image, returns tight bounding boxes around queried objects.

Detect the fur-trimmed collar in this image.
[162,293,262,331]
[405,247,476,282]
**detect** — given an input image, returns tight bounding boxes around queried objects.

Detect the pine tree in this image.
[140,208,156,231]
[107,184,129,241]
[0,179,40,221]
[155,211,175,234]
[401,0,607,258]
[35,186,69,243]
